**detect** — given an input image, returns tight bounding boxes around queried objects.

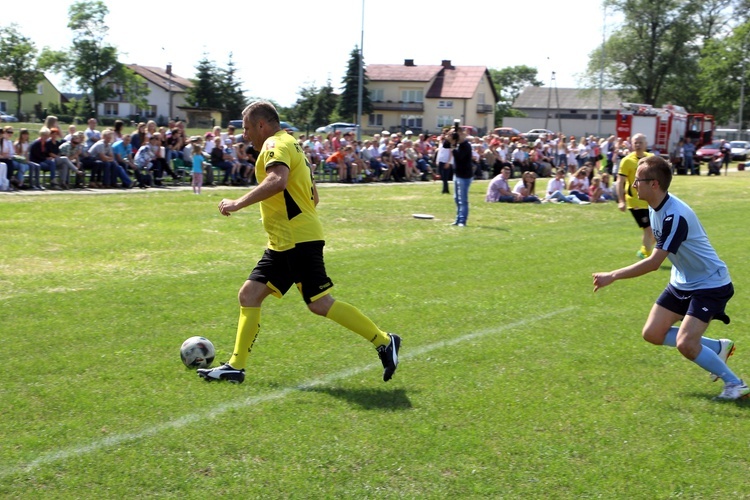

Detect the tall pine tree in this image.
[338,47,371,123]
[186,55,222,109]
[220,53,247,121]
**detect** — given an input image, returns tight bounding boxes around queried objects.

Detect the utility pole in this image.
[597,4,606,137]
[356,0,365,142]
[166,63,173,122]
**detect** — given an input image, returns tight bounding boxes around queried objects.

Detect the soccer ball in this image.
[180,336,215,369]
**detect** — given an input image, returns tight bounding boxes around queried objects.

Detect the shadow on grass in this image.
[471,225,511,232]
[681,391,750,407]
[299,386,413,410]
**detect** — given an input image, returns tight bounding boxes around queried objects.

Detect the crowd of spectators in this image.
[0,118,679,201]
[0,117,259,192]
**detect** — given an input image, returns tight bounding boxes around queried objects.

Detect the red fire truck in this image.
[615,103,715,154]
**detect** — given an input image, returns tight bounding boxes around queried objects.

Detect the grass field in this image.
[1,174,750,498]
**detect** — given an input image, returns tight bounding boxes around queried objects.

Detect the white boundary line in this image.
[2,307,572,479]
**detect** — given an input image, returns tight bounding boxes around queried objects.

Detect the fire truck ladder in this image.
[655,116,669,150]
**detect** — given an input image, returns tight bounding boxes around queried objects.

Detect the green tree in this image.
[0,24,45,118]
[287,84,320,134]
[186,55,222,109]
[313,81,338,128]
[219,53,248,122]
[338,47,372,123]
[40,0,124,119]
[489,65,542,125]
[585,0,700,106]
[697,23,750,125]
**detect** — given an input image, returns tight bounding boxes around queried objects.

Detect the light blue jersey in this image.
[650,193,731,290]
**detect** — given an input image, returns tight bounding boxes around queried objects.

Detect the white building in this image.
[98,64,192,123]
[506,87,624,138]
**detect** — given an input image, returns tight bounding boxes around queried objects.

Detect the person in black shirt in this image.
[451,128,473,226]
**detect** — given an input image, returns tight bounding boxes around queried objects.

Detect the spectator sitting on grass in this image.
[543,167,584,204]
[599,172,615,200]
[485,166,520,202]
[512,171,542,203]
[568,166,592,202]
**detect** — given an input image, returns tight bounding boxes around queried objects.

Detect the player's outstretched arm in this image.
[592,248,668,292]
[218,163,289,216]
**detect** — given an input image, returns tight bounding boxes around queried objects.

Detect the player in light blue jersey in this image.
[593,155,747,400]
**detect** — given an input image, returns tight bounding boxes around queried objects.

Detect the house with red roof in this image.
[364,59,497,136]
[98,64,193,123]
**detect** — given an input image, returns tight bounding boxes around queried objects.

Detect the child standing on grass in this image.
[191,143,204,194]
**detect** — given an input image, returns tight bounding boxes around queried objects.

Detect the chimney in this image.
[404,59,415,67]
[441,60,453,69]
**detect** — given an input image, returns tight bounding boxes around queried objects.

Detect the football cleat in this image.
[714,380,750,401]
[197,363,245,384]
[377,333,401,382]
[711,339,735,382]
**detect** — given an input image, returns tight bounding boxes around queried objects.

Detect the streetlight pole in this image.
[166,63,173,122]
[356,0,364,142]
[545,71,554,131]
[597,4,606,137]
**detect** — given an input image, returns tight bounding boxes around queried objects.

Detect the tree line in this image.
[2,0,748,129]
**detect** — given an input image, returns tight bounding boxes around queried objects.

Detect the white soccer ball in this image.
[180,336,216,369]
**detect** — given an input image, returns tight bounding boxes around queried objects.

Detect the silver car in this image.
[0,112,18,122]
[730,140,749,161]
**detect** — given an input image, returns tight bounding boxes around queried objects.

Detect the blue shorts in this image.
[656,283,734,324]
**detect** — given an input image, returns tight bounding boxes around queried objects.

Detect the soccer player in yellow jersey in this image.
[197,101,400,384]
[617,133,656,259]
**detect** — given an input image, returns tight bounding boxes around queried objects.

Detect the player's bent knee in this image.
[675,338,701,360]
[307,295,334,316]
[642,328,665,345]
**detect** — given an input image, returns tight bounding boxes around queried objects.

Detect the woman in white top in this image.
[568,166,591,202]
[512,171,541,203]
[555,134,568,169]
[436,132,454,194]
[566,137,578,173]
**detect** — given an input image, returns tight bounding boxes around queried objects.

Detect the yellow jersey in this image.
[618,150,652,210]
[255,130,323,251]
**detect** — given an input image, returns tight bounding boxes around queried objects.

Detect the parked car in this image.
[228,119,299,132]
[315,122,359,134]
[0,112,18,122]
[492,127,521,138]
[520,128,554,142]
[729,140,750,161]
[695,141,722,162]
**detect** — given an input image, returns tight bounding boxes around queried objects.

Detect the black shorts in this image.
[629,208,651,229]
[656,283,734,323]
[248,241,333,304]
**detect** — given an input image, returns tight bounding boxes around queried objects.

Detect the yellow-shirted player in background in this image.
[198,101,400,384]
[617,133,656,259]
